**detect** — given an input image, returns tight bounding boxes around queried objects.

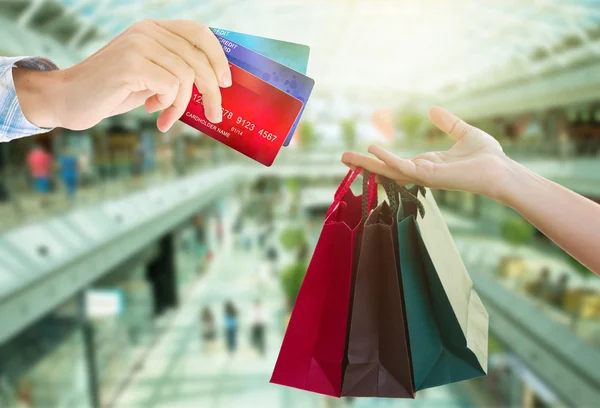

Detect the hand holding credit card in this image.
[180,64,303,166]
[178,29,314,166]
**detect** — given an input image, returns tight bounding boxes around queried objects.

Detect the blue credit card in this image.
[213,34,315,147]
[210,27,310,75]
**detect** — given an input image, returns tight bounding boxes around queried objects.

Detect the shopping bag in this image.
[271,168,377,397]
[342,182,415,398]
[397,185,488,390]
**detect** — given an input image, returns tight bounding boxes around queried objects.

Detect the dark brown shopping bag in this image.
[397,186,488,390]
[271,168,377,397]
[342,183,415,398]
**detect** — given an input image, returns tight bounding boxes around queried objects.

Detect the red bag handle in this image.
[326,168,378,219]
[335,167,361,200]
[326,168,360,219]
[332,168,356,199]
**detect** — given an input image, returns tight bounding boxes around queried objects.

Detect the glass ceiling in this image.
[8,0,600,100]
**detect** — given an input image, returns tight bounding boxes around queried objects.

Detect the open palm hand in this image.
[342,107,514,201]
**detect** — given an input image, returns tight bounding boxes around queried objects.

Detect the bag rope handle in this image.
[326,167,377,220]
[361,171,377,220]
[380,177,426,219]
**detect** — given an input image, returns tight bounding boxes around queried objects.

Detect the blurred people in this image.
[215,214,224,248]
[77,150,94,186]
[194,214,208,258]
[250,300,267,357]
[343,107,600,275]
[200,306,217,354]
[172,126,187,176]
[258,201,275,249]
[2,21,231,143]
[258,222,272,250]
[157,143,173,178]
[26,142,52,207]
[233,213,245,249]
[58,147,78,202]
[267,245,279,264]
[224,301,239,356]
[257,258,275,296]
[130,142,144,187]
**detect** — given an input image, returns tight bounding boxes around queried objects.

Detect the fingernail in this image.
[220,71,232,87]
[158,122,169,133]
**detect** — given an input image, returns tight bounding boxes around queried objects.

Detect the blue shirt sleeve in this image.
[0,56,59,143]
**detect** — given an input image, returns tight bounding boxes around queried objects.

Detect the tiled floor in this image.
[113,241,320,408]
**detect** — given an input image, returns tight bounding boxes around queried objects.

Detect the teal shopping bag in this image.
[396,186,488,390]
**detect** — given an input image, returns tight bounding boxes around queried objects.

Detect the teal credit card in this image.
[210,27,310,75]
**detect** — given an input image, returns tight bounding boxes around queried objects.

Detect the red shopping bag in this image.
[271,168,377,397]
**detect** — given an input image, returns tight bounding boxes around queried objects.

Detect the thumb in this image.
[429,106,474,140]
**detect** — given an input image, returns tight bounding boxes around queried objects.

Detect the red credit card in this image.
[179,64,303,166]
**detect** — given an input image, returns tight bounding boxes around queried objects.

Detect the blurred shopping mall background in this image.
[2,0,600,407]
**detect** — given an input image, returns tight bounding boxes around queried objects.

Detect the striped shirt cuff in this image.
[0,56,59,143]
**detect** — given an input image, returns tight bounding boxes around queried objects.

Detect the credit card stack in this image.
[178,28,314,166]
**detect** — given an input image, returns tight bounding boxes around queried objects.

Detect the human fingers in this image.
[370,145,485,191]
[188,56,223,124]
[341,151,413,185]
[109,90,154,117]
[137,38,197,130]
[366,145,426,185]
[135,20,223,123]
[146,55,222,124]
[154,20,231,88]
[123,52,180,132]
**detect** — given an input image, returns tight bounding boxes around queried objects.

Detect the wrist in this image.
[494,158,535,209]
[12,67,65,129]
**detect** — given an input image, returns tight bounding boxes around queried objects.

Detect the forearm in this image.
[501,160,600,275]
[0,56,60,142]
[12,67,63,129]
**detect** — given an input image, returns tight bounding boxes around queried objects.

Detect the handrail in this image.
[0,166,244,344]
[470,268,600,407]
